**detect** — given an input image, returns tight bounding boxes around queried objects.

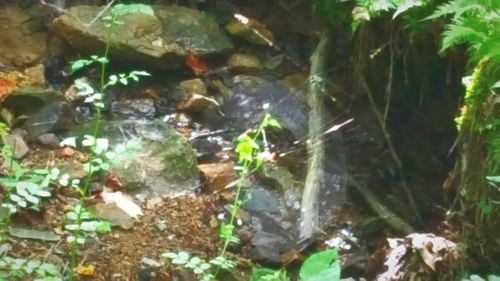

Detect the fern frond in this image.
[426,0,486,20]
[441,17,489,52]
[476,36,500,62]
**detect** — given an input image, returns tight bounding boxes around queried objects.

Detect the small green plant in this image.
[61,4,150,279]
[0,256,63,281]
[162,113,281,280]
[250,248,341,281]
[64,204,111,245]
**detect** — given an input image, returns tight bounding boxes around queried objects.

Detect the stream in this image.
[0,1,459,280]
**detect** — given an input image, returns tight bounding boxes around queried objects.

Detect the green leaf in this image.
[486,175,500,183]
[393,0,423,19]
[299,249,341,281]
[251,267,289,281]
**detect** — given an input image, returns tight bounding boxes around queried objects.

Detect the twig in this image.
[351,180,414,234]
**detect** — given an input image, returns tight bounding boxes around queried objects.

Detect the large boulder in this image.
[50,5,233,70]
[67,120,199,197]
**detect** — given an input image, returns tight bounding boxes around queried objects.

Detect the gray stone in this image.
[4,134,29,159]
[223,75,308,139]
[3,87,57,115]
[23,101,73,140]
[67,120,199,197]
[111,99,156,120]
[37,133,60,148]
[243,186,281,215]
[227,53,262,73]
[50,5,232,70]
[9,227,60,242]
[88,203,135,230]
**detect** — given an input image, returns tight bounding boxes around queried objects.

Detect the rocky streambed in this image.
[0,1,458,280]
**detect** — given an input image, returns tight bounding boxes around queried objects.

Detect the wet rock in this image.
[4,134,29,159]
[177,94,220,114]
[243,186,281,215]
[111,99,156,120]
[3,87,57,115]
[223,75,308,139]
[225,16,275,46]
[198,162,237,192]
[68,120,199,197]
[88,202,135,230]
[190,137,222,162]
[9,227,60,242]
[21,64,45,87]
[50,5,232,70]
[258,164,302,212]
[179,78,208,96]
[177,78,219,114]
[249,230,293,264]
[37,133,60,148]
[0,4,49,67]
[23,101,74,139]
[227,53,262,73]
[281,73,308,104]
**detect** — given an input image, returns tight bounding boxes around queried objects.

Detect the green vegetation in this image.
[162,113,282,280]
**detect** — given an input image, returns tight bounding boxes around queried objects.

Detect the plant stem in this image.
[215,124,267,278]
[68,13,115,281]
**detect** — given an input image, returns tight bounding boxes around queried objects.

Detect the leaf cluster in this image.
[429,0,500,62]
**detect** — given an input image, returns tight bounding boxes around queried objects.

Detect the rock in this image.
[198,162,237,192]
[21,64,45,87]
[249,230,293,264]
[23,101,74,139]
[177,93,220,114]
[50,5,233,70]
[225,16,275,46]
[190,138,222,162]
[258,164,302,212]
[227,53,262,73]
[177,78,219,114]
[88,202,135,230]
[3,87,57,115]
[140,257,161,267]
[111,99,156,120]
[0,4,49,67]
[243,186,281,215]
[4,134,29,159]
[67,120,199,197]
[37,133,60,148]
[223,75,308,140]
[179,78,208,96]
[9,227,60,242]
[281,73,308,104]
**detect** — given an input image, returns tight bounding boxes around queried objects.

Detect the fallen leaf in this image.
[185,53,208,75]
[76,264,95,277]
[0,75,20,101]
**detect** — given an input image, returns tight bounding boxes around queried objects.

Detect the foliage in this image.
[0,256,62,281]
[428,0,500,62]
[299,248,341,281]
[249,248,341,281]
[64,205,111,244]
[163,113,281,280]
[250,267,289,281]
[161,252,235,281]
[462,274,500,281]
